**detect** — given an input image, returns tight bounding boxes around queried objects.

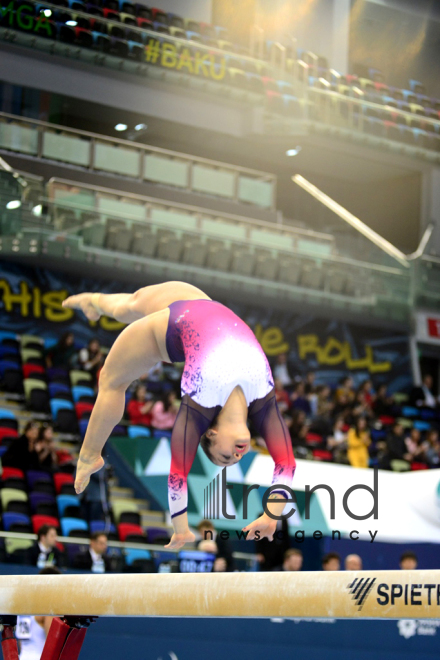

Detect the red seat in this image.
[312,449,333,461]
[32,514,59,534]
[53,473,74,495]
[0,427,18,442]
[55,450,73,466]
[1,467,25,480]
[75,402,94,420]
[379,416,395,426]
[411,462,428,471]
[22,364,45,379]
[306,433,323,447]
[118,523,145,542]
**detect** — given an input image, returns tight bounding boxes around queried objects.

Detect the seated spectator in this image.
[197,519,235,571]
[16,567,61,660]
[213,557,228,572]
[81,461,111,525]
[290,381,311,416]
[311,385,334,436]
[405,428,427,464]
[304,371,316,396]
[327,416,347,463]
[45,331,76,369]
[35,423,58,471]
[380,422,413,470]
[410,374,437,408]
[127,384,154,426]
[289,409,310,459]
[349,388,373,421]
[73,532,111,573]
[2,420,42,471]
[147,361,164,383]
[322,552,341,571]
[274,378,290,414]
[399,551,417,570]
[358,379,374,408]
[335,376,355,406]
[272,548,303,572]
[424,429,440,467]
[29,525,63,569]
[151,391,179,430]
[273,353,292,387]
[78,338,105,384]
[344,554,363,570]
[347,417,371,468]
[373,384,394,418]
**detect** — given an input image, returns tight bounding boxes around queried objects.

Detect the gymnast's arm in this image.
[243,390,296,539]
[164,396,219,549]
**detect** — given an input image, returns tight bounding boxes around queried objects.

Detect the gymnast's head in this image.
[200,413,251,467]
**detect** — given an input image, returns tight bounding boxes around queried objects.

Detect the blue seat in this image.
[50,398,74,418]
[2,512,30,531]
[402,406,419,418]
[413,420,431,431]
[60,517,88,537]
[79,419,89,438]
[0,332,17,343]
[48,383,71,399]
[72,386,95,402]
[0,345,19,358]
[90,520,116,535]
[125,548,151,565]
[0,409,16,420]
[421,409,436,420]
[0,360,20,377]
[57,494,81,517]
[370,429,387,442]
[152,429,172,440]
[0,447,7,458]
[128,426,151,439]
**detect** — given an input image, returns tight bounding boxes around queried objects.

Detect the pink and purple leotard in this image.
[165,299,296,519]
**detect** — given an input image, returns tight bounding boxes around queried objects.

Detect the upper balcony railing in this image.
[0,111,276,209]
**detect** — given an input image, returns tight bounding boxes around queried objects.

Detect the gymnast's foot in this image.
[164,530,196,550]
[62,293,101,321]
[75,454,105,494]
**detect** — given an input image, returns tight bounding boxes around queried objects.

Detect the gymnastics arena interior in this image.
[2,0,440,658]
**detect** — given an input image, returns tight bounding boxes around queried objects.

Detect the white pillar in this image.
[332,0,350,75]
[421,168,440,257]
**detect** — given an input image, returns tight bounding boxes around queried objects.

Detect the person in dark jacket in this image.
[2,420,41,471]
[29,524,64,569]
[254,514,290,571]
[73,532,112,573]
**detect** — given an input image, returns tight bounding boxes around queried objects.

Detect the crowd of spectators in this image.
[271,354,440,471]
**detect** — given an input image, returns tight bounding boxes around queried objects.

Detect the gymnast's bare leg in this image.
[62,282,210,493]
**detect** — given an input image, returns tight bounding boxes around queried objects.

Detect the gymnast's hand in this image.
[75,454,105,494]
[242,514,277,542]
[164,530,196,550]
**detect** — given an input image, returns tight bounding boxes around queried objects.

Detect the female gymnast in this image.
[63,281,296,550]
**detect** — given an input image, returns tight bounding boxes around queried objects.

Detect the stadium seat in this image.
[90,520,117,535]
[119,510,141,526]
[57,494,81,517]
[118,523,146,542]
[61,517,88,537]
[75,402,94,419]
[24,378,49,412]
[127,425,151,438]
[147,527,170,544]
[27,470,53,490]
[1,467,25,480]
[111,499,139,525]
[72,385,95,402]
[54,473,75,495]
[1,488,28,511]
[2,512,31,532]
[48,382,72,399]
[79,419,89,438]
[152,429,172,440]
[0,427,18,442]
[70,370,93,387]
[29,492,56,515]
[31,514,59,534]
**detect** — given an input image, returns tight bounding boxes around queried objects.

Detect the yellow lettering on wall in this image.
[0,280,32,316]
[320,337,346,366]
[297,334,321,360]
[42,291,73,322]
[297,334,392,373]
[177,48,194,73]
[210,55,226,81]
[33,287,42,319]
[161,42,177,68]
[194,51,211,77]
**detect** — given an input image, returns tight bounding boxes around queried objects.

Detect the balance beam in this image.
[1,571,440,619]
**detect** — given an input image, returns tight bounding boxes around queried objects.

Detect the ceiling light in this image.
[115,123,128,131]
[43,8,52,16]
[134,123,147,131]
[6,200,21,210]
[286,147,302,157]
[32,204,43,216]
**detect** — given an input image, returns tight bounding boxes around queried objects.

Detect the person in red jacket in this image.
[127,384,154,426]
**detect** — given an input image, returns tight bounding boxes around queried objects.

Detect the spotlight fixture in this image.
[134,123,147,131]
[43,8,52,16]
[32,204,43,216]
[115,123,128,131]
[6,200,21,210]
[66,19,77,25]
[286,147,302,157]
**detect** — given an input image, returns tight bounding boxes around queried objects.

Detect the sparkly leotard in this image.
[165,299,296,519]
